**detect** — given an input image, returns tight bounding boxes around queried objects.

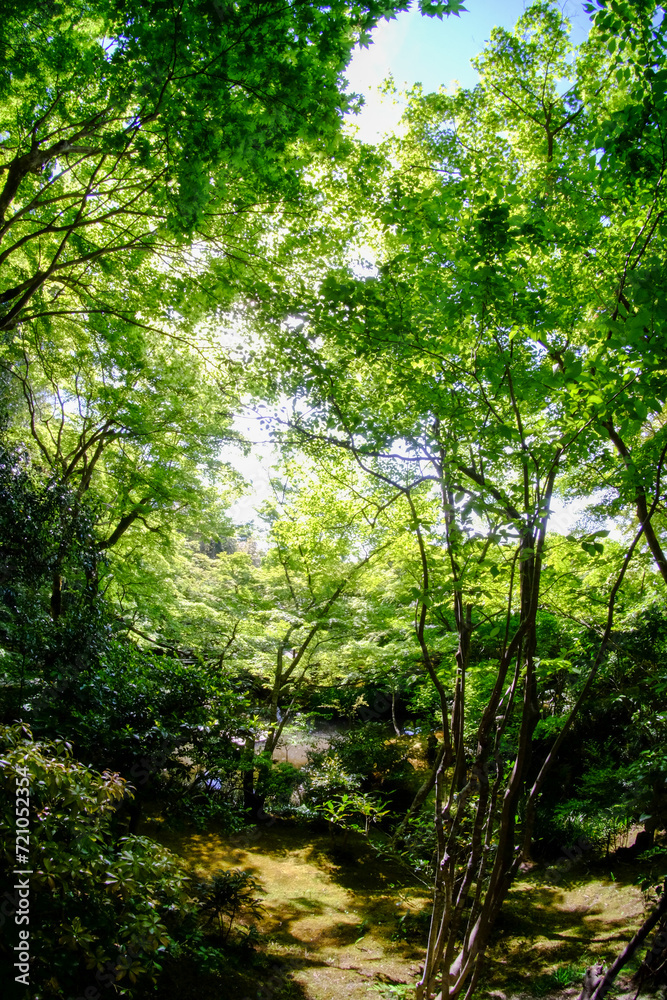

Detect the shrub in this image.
[389,811,438,877]
[325,722,413,789]
[0,723,198,997]
[164,791,246,833]
[317,791,390,838]
[257,759,303,811]
[195,868,265,943]
[301,750,362,808]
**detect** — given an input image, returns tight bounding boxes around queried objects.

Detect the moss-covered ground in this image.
[142,809,666,1000]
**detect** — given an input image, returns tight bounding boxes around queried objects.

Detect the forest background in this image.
[0,2,666,999]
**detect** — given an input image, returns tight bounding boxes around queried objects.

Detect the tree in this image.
[242,2,667,996]
[0,0,414,600]
[0,444,108,701]
[0,0,425,341]
[0,723,196,997]
[1,0,473,607]
[228,460,400,817]
[0,443,100,612]
[255,461,399,756]
[1,316,242,609]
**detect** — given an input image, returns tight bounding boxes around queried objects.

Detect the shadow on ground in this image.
[481,865,648,997]
[144,815,429,1000]
[143,813,660,1000]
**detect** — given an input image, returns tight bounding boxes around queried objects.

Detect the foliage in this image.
[0,446,99,593]
[533,604,667,855]
[242,1,667,995]
[389,811,438,878]
[12,638,247,785]
[317,791,390,836]
[0,445,105,670]
[250,462,402,757]
[0,723,198,997]
[0,631,260,845]
[301,749,362,808]
[372,983,414,1000]
[195,868,265,944]
[256,759,303,812]
[165,792,247,836]
[0,0,428,585]
[1,324,243,573]
[0,0,416,338]
[111,540,261,663]
[532,965,588,995]
[2,0,667,995]
[391,905,433,943]
[325,722,414,789]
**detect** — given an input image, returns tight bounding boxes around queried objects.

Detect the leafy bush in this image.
[165,791,246,833]
[15,642,257,841]
[257,758,303,811]
[317,722,412,790]
[0,447,108,700]
[317,791,390,837]
[405,678,443,729]
[301,749,362,807]
[0,724,199,997]
[540,746,667,857]
[36,642,248,764]
[533,604,667,857]
[195,868,265,943]
[388,811,438,877]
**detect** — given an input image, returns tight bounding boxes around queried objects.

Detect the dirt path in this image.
[270,723,335,768]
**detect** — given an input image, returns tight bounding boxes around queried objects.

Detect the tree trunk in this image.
[391,689,401,736]
[242,733,256,817]
[392,739,448,847]
[49,571,62,620]
[417,520,548,1000]
[577,964,604,1000]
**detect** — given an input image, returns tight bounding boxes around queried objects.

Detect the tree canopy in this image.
[1,3,667,1000]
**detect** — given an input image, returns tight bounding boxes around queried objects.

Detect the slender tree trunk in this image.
[605,422,667,588]
[418,506,552,1000]
[391,689,401,736]
[49,571,62,620]
[242,733,258,818]
[392,740,448,847]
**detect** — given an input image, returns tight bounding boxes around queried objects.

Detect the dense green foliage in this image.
[1,1,667,999]
[0,724,195,996]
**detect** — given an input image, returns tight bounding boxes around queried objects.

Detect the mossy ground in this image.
[143,810,665,1000]
[145,814,429,998]
[483,865,651,999]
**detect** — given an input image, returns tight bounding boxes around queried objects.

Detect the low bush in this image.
[0,724,202,997]
[327,722,413,788]
[195,868,265,943]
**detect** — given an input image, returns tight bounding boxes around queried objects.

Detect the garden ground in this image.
[144,813,665,1000]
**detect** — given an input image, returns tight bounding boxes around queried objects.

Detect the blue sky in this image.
[229,1,595,526]
[344,0,592,140]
